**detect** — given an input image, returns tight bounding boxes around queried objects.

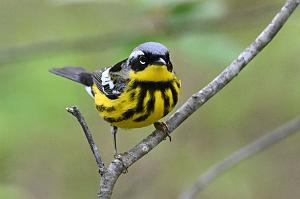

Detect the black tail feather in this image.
[49,67,93,86]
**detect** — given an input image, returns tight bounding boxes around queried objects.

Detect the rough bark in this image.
[66,0,299,198]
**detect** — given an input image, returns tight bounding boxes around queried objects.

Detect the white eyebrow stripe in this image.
[128,50,144,60]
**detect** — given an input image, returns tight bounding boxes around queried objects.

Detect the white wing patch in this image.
[92,65,127,99]
[85,86,94,98]
[101,68,115,89]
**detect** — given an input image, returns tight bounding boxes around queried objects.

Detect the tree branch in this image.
[178,116,300,199]
[65,0,299,198]
[66,106,106,176]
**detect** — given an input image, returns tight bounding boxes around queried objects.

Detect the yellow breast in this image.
[92,65,181,129]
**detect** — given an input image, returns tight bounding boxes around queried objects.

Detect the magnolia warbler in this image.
[50,42,181,155]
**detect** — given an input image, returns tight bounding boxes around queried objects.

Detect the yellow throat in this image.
[129,65,174,82]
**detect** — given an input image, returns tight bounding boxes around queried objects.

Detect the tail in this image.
[49,67,93,86]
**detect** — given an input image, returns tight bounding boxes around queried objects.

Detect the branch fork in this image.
[65,1,299,198]
[66,106,106,176]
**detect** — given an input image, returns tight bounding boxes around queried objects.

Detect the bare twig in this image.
[66,106,106,176]
[64,0,299,198]
[95,0,299,198]
[179,116,300,199]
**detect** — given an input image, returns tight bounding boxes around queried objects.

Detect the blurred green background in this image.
[1,0,300,198]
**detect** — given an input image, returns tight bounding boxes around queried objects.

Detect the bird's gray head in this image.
[128,42,173,72]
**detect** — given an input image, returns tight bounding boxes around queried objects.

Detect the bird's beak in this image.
[152,58,166,66]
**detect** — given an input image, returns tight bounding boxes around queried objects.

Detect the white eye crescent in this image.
[139,56,147,65]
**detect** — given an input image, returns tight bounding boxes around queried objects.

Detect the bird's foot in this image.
[114,153,128,174]
[154,121,172,142]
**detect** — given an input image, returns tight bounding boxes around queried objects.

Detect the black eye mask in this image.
[130,55,148,72]
[130,53,172,72]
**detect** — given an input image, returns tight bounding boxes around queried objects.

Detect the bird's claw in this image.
[154,122,172,142]
[114,153,128,174]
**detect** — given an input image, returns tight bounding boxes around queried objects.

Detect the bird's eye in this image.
[139,56,146,65]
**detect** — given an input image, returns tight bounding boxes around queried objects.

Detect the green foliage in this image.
[169,1,227,27]
[176,33,240,66]
[0,185,32,199]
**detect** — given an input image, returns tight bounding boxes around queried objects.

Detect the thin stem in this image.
[63,0,299,198]
[97,0,299,198]
[179,116,300,199]
[66,106,106,176]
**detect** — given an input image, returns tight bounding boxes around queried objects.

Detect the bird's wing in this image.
[49,67,93,86]
[92,59,130,99]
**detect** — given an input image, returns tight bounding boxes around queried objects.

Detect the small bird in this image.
[50,42,181,156]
